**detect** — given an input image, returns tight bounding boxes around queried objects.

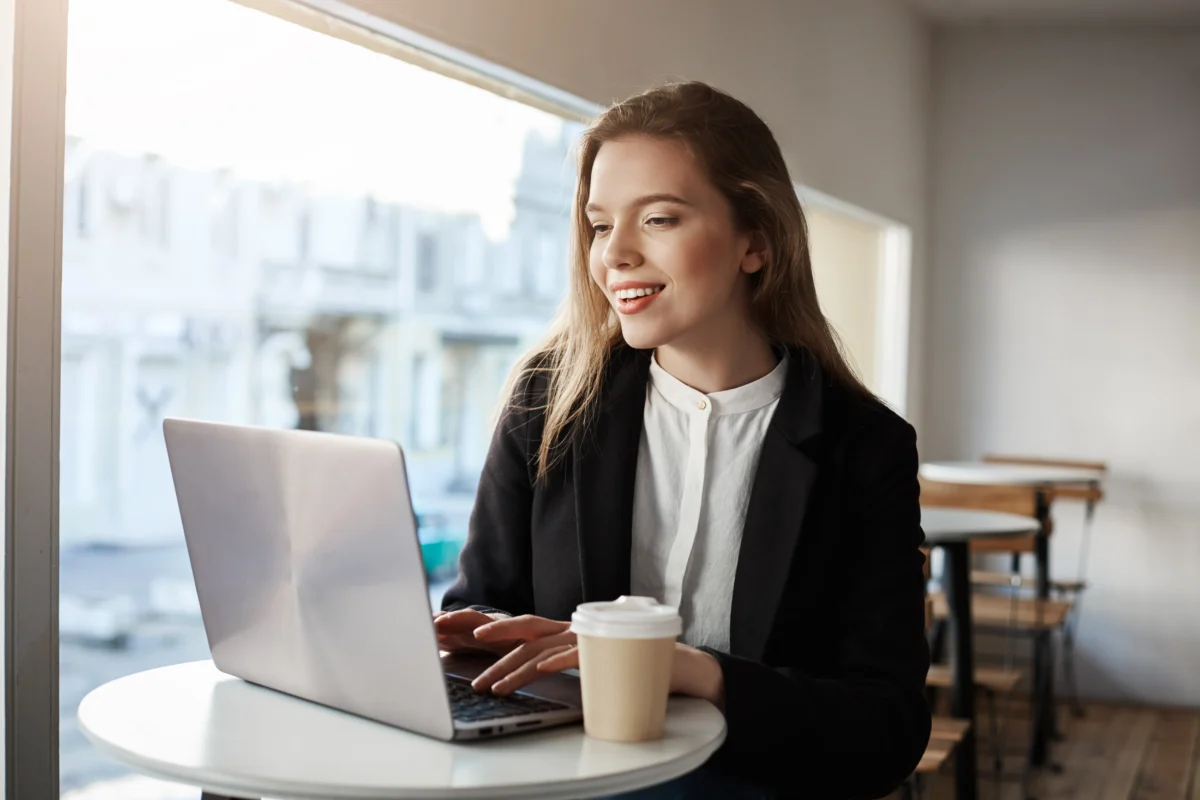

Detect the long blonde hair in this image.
[509,80,869,481]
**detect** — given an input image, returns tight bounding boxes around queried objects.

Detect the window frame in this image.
[5,0,69,797]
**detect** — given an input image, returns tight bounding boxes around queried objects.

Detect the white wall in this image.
[337,0,933,429]
[928,26,1200,706]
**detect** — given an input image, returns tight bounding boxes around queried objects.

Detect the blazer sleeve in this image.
[439,373,543,617]
[702,415,931,799]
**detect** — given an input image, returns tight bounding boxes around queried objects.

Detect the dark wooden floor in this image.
[891,700,1200,800]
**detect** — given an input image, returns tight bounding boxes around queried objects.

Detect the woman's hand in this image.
[433,609,528,657]
[466,614,726,709]
[463,615,577,696]
[538,641,726,709]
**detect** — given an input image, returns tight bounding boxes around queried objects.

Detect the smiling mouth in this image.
[613,285,665,314]
[613,285,664,301]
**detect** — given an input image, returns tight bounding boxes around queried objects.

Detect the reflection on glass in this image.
[59,0,579,794]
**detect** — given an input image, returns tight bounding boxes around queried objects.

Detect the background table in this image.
[79,660,727,800]
[920,461,1103,766]
[919,462,1103,488]
[921,507,1040,800]
[921,460,1101,596]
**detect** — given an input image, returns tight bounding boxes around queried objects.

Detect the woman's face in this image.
[585,136,765,351]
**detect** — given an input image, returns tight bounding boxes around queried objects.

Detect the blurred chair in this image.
[978,454,1107,720]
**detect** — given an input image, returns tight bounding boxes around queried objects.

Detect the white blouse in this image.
[630,353,788,652]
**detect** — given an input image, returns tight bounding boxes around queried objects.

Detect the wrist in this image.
[698,649,726,710]
[679,645,725,709]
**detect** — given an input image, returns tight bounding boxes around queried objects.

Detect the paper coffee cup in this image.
[571,596,682,742]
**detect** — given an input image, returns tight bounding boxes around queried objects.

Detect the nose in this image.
[601,224,643,272]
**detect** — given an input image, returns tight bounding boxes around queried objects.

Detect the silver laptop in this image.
[163,417,582,741]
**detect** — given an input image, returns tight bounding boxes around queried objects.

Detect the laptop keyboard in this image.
[446,676,570,723]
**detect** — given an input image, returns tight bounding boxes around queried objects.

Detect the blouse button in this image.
[696,400,707,410]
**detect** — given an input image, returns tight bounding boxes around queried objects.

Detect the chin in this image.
[617,321,671,351]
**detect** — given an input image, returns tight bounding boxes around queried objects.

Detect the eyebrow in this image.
[584,193,693,214]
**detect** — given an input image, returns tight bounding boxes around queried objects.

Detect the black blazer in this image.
[442,344,931,799]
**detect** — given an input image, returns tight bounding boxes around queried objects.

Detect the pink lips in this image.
[609,281,665,316]
[616,292,661,315]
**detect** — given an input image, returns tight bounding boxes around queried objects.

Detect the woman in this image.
[435,81,931,799]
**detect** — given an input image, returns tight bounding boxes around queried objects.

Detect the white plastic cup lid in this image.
[571,596,682,640]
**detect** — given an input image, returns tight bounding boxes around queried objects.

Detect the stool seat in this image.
[929,592,1072,631]
[927,664,1022,693]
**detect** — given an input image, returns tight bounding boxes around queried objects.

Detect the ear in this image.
[739,230,769,275]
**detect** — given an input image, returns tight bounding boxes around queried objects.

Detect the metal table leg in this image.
[1031,489,1055,767]
[944,540,979,800]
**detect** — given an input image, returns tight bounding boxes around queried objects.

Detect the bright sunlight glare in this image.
[65,0,571,238]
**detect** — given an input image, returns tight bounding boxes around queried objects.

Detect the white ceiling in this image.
[909,0,1200,24]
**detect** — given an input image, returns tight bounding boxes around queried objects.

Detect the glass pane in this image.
[59,0,579,795]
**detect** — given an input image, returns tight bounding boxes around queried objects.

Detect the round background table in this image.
[919,506,1039,800]
[921,507,1043,541]
[919,460,1103,596]
[919,461,1102,487]
[78,660,727,800]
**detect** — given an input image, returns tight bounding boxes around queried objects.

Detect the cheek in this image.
[666,229,739,289]
[588,249,606,288]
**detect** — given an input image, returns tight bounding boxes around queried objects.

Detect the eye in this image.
[646,216,677,228]
[591,223,612,236]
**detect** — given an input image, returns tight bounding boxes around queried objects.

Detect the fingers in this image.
[433,609,496,635]
[474,614,570,642]
[492,645,575,696]
[535,646,579,675]
[437,634,490,655]
[472,631,575,692]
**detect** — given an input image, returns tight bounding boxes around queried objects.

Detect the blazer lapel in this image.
[573,347,651,602]
[730,347,825,661]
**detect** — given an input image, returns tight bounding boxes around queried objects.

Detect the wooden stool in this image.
[981,454,1106,719]
[907,596,975,799]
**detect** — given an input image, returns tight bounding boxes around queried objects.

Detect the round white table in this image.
[920,507,1040,800]
[919,460,1104,593]
[922,507,1042,541]
[78,660,727,800]
[919,462,1102,487]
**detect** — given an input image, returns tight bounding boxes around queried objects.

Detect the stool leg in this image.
[987,689,1004,776]
[1047,636,1064,742]
[1063,616,1086,718]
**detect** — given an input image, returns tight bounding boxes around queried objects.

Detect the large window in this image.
[59,0,582,795]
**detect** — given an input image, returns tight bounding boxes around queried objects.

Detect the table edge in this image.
[78,690,727,800]
[920,509,1040,542]
[919,463,1103,486]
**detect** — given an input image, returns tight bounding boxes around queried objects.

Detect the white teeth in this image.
[615,286,663,300]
